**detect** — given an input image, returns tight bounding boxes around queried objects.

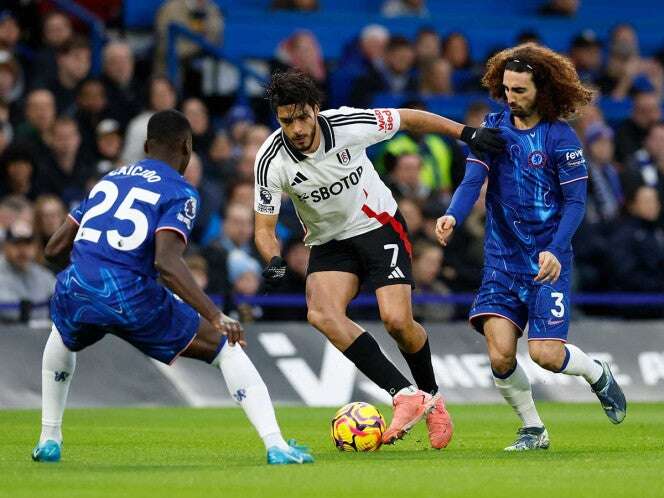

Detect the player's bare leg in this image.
[181,318,313,464]
[483,317,548,451]
[306,272,430,444]
[32,325,76,462]
[529,340,626,424]
[376,284,452,449]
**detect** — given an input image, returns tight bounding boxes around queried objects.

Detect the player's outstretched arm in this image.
[44,217,79,268]
[255,212,288,291]
[155,230,244,345]
[398,108,505,156]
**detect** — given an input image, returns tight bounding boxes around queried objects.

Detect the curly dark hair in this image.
[265,69,324,113]
[482,43,594,122]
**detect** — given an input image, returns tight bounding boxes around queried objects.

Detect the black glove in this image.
[262,256,287,292]
[461,126,506,157]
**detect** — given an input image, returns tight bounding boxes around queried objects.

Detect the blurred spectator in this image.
[206,131,235,183]
[227,248,263,322]
[442,32,481,92]
[397,197,426,243]
[31,11,73,84]
[122,77,177,163]
[628,122,664,210]
[0,145,38,199]
[464,101,491,128]
[185,253,209,290]
[332,24,389,108]
[216,202,256,255]
[614,91,662,163]
[569,30,603,84]
[0,98,11,155]
[224,104,256,155]
[538,0,579,16]
[350,35,417,108]
[155,0,224,75]
[183,151,224,245]
[235,144,260,182]
[419,58,453,96]
[271,0,318,11]
[245,124,271,148]
[33,194,66,250]
[226,179,255,209]
[583,122,623,223]
[608,185,664,302]
[0,10,21,52]
[0,195,33,244]
[411,240,453,322]
[0,50,22,109]
[42,36,91,115]
[376,102,465,194]
[414,27,441,70]
[274,30,327,86]
[101,40,142,128]
[182,97,214,160]
[14,89,56,159]
[386,153,431,202]
[38,117,92,205]
[94,119,124,175]
[596,24,664,100]
[382,0,429,17]
[516,30,541,45]
[0,220,55,323]
[572,102,603,138]
[74,78,112,156]
[440,182,486,293]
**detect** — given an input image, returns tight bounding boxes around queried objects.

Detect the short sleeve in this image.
[156,187,200,244]
[254,142,283,216]
[329,107,401,147]
[553,126,588,186]
[68,201,85,225]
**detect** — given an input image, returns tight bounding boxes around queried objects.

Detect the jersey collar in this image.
[281,115,335,163]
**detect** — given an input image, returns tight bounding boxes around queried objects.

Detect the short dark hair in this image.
[147,109,191,147]
[387,35,411,52]
[265,69,323,113]
[57,35,89,56]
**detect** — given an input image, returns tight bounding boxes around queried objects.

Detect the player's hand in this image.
[262,256,287,292]
[435,215,456,246]
[534,251,561,284]
[461,126,506,156]
[214,313,246,347]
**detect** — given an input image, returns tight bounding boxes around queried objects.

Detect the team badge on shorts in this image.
[337,148,351,165]
[527,151,547,168]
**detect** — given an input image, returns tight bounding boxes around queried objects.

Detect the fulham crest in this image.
[336,148,351,165]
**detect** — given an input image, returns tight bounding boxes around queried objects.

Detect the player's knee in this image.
[529,346,563,372]
[380,312,412,336]
[487,348,516,376]
[306,308,337,331]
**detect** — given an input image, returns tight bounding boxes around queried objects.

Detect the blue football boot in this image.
[267,439,314,465]
[32,439,61,462]
[591,360,627,424]
[504,426,550,452]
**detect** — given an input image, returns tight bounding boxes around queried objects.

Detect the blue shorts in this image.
[469,267,571,341]
[50,268,200,364]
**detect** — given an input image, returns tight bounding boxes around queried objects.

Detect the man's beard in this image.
[292,131,315,151]
[510,105,534,118]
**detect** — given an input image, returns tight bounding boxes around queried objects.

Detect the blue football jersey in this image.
[67,159,199,283]
[478,110,588,275]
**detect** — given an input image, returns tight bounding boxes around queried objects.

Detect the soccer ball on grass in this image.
[330,401,386,452]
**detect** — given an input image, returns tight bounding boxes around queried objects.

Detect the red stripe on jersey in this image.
[360,204,413,258]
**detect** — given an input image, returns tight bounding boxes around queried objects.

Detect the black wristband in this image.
[460,126,476,143]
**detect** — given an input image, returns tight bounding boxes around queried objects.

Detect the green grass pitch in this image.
[1,403,663,498]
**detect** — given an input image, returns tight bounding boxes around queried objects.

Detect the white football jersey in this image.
[254,107,401,246]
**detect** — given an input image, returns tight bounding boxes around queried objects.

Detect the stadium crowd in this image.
[1,0,663,324]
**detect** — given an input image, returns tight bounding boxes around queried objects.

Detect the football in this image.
[330,402,386,452]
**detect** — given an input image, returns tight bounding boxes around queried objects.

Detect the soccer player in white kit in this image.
[253,70,505,448]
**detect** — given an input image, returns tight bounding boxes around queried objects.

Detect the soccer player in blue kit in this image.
[32,110,313,465]
[436,44,627,451]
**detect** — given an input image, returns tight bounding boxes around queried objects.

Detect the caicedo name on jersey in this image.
[295,164,364,204]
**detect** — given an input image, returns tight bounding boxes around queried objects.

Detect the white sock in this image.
[560,344,603,384]
[493,362,543,428]
[40,326,76,444]
[212,343,289,451]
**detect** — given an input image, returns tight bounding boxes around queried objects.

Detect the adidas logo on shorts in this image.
[387,266,405,279]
